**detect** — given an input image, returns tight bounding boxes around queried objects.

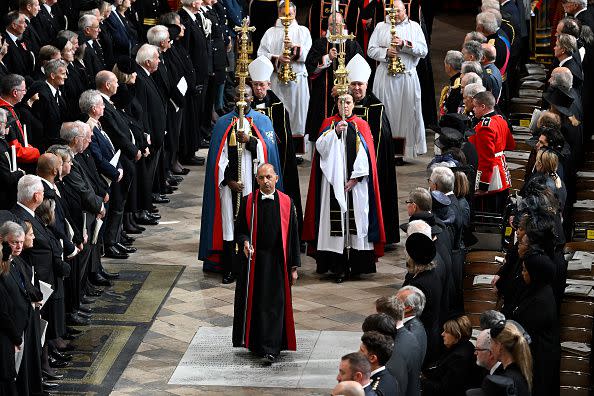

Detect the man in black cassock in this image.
[307,0,352,40]
[305,11,362,147]
[345,0,384,64]
[232,163,300,363]
[343,53,399,247]
[248,55,303,238]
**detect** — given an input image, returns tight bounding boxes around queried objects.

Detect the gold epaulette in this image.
[488,38,495,46]
[453,77,461,88]
[439,85,449,108]
[143,18,158,26]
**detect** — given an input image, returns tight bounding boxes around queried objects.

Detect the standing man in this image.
[232,163,300,364]
[258,1,312,152]
[469,91,515,213]
[368,0,427,159]
[302,93,385,283]
[336,352,376,395]
[345,53,399,248]
[248,55,303,238]
[199,86,283,283]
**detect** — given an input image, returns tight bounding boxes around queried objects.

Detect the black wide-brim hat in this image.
[165,24,181,41]
[543,86,573,117]
[405,232,436,265]
[435,127,464,150]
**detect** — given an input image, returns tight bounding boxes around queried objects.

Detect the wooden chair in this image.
[465,262,501,276]
[467,312,482,328]
[559,371,591,388]
[560,355,590,373]
[560,386,590,396]
[465,251,504,263]
[560,314,594,329]
[565,241,594,253]
[463,288,499,303]
[561,300,594,316]
[560,327,592,344]
[465,300,497,314]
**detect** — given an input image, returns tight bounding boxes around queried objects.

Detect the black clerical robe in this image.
[232,189,300,356]
[305,36,363,140]
[251,91,303,236]
[308,0,352,40]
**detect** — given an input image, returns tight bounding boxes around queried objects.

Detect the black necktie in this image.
[94,40,105,65]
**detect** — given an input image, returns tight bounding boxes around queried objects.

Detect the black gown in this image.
[249,0,280,58]
[232,191,300,356]
[251,91,303,237]
[307,0,353,40]
[305,36,362,142]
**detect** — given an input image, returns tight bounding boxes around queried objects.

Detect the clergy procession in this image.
[0,0,592,394]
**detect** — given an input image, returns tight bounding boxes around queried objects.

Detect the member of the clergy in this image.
[345,53,399,248]
[232,163,300,364]
[257,1,312,149]
[368,0,428,160]
[303,92,385,284]
[305,11,363,153]
[248,55,303,237]
[198,86,283,285]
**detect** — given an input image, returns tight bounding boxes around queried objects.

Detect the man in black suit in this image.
[554,33,583,93]
[0,108,25,210]
[396,286,428,363]
[30,58,68,150]
[475,329,504,379]
[78,14,106,86]
[178,0,210,165]
[30,0,61,45]
[19,0,43,56]
[3,11,35,77]
[336,352,377,396]
[562,0,594,31]
[134,43,167,213]
[361,331,400,396]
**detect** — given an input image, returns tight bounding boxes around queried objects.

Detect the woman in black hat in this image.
[509,241,560,396]
[402,232,442,366]
[421,314,475,395]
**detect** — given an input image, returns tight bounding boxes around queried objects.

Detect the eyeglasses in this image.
[474,348,489,352]
[405,200,414,204]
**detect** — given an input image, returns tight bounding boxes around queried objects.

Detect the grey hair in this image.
[481,0,500,10]
[479,309,506,330]
[17,174,43,203]
[44,59,67,77]
[59,121,84,143]
[461,60,483,75]
[408,187,432,211]
[476,329,492,349]
[484,8,502,26]
[461,72,483,87]
[78,14,97,31]
[430,166,455,193]
[159,12,180,25]
[407,219,432,238]
[180,0,197,5]
[79,89,103,114]
[147,25,169,46]
[550,68,573,91]
[135,44,159,65]
[565,0,587,6]
[398,285,426,316]
[557,33,578,55]
[0,221,25,240]
[0,74,25,97]
[476,11,499,34]
[464,82,486,97]
[465,31,488,43]
[57,30,78,41]
[463,40,484,61]
[46,144,74,161]
[444,50,464,71]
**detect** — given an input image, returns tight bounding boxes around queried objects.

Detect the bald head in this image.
[332,381,365,396]
[481,43,496,64]
[95,70,119,96]
[36,152,61,179]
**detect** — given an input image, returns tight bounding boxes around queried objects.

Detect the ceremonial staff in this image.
[386,0,406,75]
[233,17,258,347]
[278,1,297,83]
[328,17,354,260]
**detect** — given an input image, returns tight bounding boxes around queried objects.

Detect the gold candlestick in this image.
[277,16,297,84]
[386,3,406,76]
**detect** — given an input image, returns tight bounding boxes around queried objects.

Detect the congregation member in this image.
[336,352,376,395]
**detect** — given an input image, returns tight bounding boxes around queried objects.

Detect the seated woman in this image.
[489,321,532,396]
[421,314,475,395]
[510,243,560,396]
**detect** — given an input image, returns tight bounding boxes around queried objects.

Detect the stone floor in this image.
[106,14,474,396]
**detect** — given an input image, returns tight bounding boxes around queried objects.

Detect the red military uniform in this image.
[469,112,515,192]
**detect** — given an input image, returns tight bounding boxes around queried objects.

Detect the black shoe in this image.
[49,356,69,368]
[180,156,205,166]
[100,268,120,279]
[335,274,345,284]
[169,175,183,182]
[295,156,304,165]
[148,206,159,214]
[135,213,159,225]
[56,343,76,352]
[166,177,179,186]
[104,246,129,259]
[66,313,90,326]
[89,273,113,287]
[147,212,161,220]
[152,195,170,204]
[200,139,210,148]
[42,369,63,381]
[162,186,175,194]
[171,168,190,175]
[222,272,236,284]
[50,350,72,362]
[121,236,135,246]
[124,225,143,234]
[78,305,92,314]
[75,309,91,319]
[66,326,83,335]
[85,288,102,297]
[80,296,95,304]
[43,381,60,391]
[262,354,277,364]
[116,243,136,253]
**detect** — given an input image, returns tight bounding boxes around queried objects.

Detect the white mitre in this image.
[346,53,372,83]
[248,55,274,82]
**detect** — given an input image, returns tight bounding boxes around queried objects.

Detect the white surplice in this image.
[218,119,265,241]
[258,19,312,137]
[368,17,428,159]
[315,128,372,254]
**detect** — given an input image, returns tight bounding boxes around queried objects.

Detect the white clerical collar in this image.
[370,366,386,377]
[261,190,276,200]
[182,6,197,21]
[46,81,58,97]
[490,361,502,375]
[41,178,55,190]
[17,202,36,218]
[559,56,572,67]
[403,315,415,324]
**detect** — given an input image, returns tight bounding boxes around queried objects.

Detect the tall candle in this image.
[23,124,28,147]
[11,145,16,172]
[284,0,290,17]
